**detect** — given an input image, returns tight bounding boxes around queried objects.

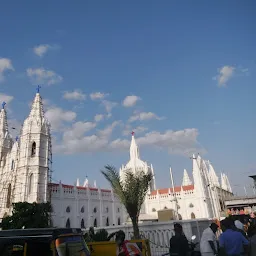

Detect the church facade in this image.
[0,92,124,228]
[0,91,232,229]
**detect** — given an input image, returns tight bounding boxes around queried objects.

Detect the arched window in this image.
[28,174,33,194]
[178,214,182,220]
[118,217,121,225]
[66,218,71,228]
[191,212,196,219]
[11,160,15,170]
[152,208,156,212]
[81,219,85,229]
[93,218,97,227]
[164,206,168,209]
[117,208,120,213]
[93,207,97,213]
[106,207,109,213]
[106,217,109,226]
[6,184,11,208]
[31,142,36,157]
[66,206,71,213]
[81,206,84,213]
[189,203,194,208]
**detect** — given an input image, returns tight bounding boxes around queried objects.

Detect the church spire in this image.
[130,131,140,160]
[0,102,8,141]
[28,87,45,121]
[182,169,192,186]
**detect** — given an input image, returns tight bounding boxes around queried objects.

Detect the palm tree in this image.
[101,165,152,239]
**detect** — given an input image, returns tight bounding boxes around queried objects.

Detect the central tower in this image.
[119,132,156,192]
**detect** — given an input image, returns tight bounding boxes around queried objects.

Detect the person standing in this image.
[200,223,219,256]
[219,218,249,256]
[169,223,189,256]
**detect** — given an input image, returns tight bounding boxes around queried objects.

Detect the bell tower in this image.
[15,86,52,204]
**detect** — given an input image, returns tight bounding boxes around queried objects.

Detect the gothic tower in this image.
[14,91,51,204]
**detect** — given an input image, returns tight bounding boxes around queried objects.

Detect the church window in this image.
[164,206,168,209]
[106,217,109,226]
[31,142,36,157]
[106,207,109,213]
[152,208,156,212]
[189,203,194,208]
[81,219,85,229]
[93,207,97,213]
[81,206,84,213]
[117,207,120,213]
[66,218,71,228]
[191,212,196,219]
[178,214,182,220]
[66,206,71,213]
[118,217,121,225]
[6,184,11,208]
[28,174,33,194]
[11,160,15,170]
[93,218,97,227]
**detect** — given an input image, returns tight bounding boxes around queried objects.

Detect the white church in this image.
[0,91,233,229]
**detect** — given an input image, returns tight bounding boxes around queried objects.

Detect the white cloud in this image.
[123,95,141,107]
[102,100,118,117]
[33,44,50,57]
[0,93,14,105]
[62,121,96,141]
[63,90,86,101]
[110,128,204,156]
[98,121,121,137]
[45,107,76,131]
[215,66,235,87]
[90,92,108,100]
[27,67,63,86]
[94,114,104,122]
[122,125,148,136]
[54,121,119,154]
[129,111,164,122]
[0,58,14,82]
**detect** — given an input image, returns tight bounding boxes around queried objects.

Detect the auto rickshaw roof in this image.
[0,228,82,238]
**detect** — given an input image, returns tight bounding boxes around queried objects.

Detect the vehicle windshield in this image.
[55,235,90,256]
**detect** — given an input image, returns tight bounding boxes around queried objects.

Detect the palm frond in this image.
[101,165,126,204]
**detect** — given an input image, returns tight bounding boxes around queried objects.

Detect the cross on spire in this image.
[2,102,6,109]
[131,131,135,136]
[36,85,41,93]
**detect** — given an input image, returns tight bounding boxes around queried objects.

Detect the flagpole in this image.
[170,167,178,220]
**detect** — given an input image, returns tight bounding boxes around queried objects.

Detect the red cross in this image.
[131,131,135,136]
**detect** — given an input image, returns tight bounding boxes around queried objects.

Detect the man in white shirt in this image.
[200,223,219,256]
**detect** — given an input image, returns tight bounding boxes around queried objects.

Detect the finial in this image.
[131,131,135,136]
[2,102,6,109]
[36,85,41,93]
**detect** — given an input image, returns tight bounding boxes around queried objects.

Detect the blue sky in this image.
[0,1,255,195]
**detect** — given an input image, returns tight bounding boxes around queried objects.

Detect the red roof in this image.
[49,183,111,193]
[150,185,194,195]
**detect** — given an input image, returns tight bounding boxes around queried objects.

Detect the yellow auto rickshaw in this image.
[0,228,90,256]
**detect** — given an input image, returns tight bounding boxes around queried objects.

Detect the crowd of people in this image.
[169,216,256,256]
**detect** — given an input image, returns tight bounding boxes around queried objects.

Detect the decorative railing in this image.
[90,219,211,256]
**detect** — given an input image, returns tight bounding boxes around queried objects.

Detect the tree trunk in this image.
[131,216,140,239]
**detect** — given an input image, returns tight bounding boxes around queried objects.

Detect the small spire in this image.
[130,132,140,160]
[93,180,97,188]
[182,169,192,186]
[0,104,9,141]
